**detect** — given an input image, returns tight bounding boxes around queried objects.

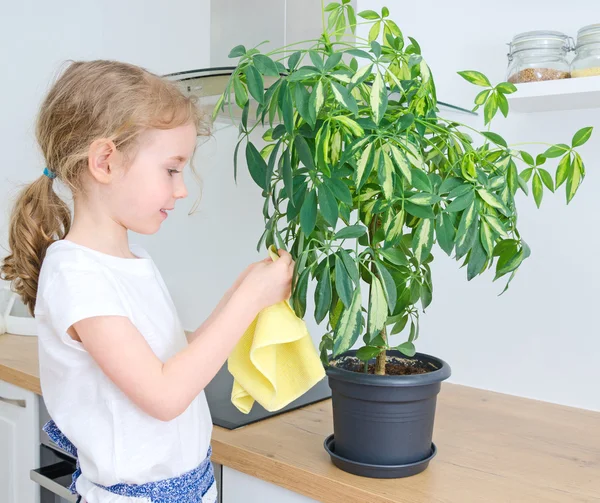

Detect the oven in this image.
[30,396,78,502]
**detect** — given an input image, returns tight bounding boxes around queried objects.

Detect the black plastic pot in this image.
[324,349,451,478]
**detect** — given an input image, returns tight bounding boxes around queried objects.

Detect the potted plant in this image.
[213,1,593,478]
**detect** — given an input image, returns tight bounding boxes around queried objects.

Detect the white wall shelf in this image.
[507,75,600,113]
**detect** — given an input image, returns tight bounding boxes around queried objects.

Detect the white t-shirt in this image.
[34,239,215,503]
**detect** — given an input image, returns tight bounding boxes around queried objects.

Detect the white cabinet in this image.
[221,466,320,503]
[0,380,39,503]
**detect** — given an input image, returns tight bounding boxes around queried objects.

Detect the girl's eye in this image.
[167,169,181,176]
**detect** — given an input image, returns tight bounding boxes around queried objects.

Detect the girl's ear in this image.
[87,138,124,184]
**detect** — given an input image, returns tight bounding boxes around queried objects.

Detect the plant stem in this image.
[368,215,387,376]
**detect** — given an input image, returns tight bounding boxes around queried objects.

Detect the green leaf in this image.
[315,266,332,324]
[482,131,507,148]
[300,189,317,235]
[282,148,293,204]
[370,72,387,124]
[475,89,491,105]
[497,92,509,117]
[309,51,324,71]
[455,201,478,259]
[520,167,533,182]
[404,202,435,219]
[544,144,570,159]
[288,67,321,81]
[338,249,359,285]
[293,268,309,318]
[245,143,268,190]
[228,45,246,58]
[436,213,455,256]
[334,225,367,239]
[233,75,249,108]
[482,213,509,238]
[520,151,535,166]
[253,54,280,77]
[294,84,313,127]
[571,126,593,148]
[389,144,412,183]
[446,189,475,212]
[328,178,352,206]
[356,142,374,189]
[294,135,315,171]
[395,341,416,357]
[335,254,353,308]
[318,183,338,227]
[288,51,302,71]
[281,82,294,134]
[324,52,343,72]
[539,168,554,192]
[356,346,381,362]
[244,66,264,104]
[458,70,491,87]
[333,288,363,357]
[555,153,571,188]
[331,81,358,116]
[532,172,543,208]
[467,235,487,280]
[358,9,380,20]
[412,218,434,263]
[477,188,510,216]
[379,247,408,266]
[495,245,525,280]
[410,168,432,192]
[368,275,387,337]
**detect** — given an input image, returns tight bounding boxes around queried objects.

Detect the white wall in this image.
[354,0,600,410]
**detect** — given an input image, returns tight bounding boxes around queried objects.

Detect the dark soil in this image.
[330,355,438,375]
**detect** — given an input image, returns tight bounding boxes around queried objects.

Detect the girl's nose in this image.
[174,178,188,199]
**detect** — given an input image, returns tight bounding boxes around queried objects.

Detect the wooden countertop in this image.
[1,332,599,502]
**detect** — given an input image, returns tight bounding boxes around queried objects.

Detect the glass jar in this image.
[507,30,573,83]
[572,24,600,78]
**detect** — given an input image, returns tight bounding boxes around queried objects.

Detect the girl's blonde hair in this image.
[1,59,209,316]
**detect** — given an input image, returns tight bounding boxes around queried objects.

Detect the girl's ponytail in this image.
[1,173,71,316]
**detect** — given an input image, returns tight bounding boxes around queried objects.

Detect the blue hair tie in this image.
[43,167,57,180]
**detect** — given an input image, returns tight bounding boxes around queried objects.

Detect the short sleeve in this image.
[42,265,130,339]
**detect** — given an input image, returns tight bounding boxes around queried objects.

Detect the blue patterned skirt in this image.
[43,420,215,502]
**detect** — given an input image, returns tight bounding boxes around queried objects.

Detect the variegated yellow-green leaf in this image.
[404,141,426,170]
[384,209,405,243]
[477,188,509,215]
[370,72,387,124]
[482,213,508,238]
[356,142,374,188]
[380,152,394,199]
[480,220,495,257]
[555,153,570,188]
[333,288,362,356]
[455,201,478,258]
[420,61,430,83]
[368,21,381,42]
[566,153,583,204]
[389,144,412,183]
[368,275,387,337]
[412,218,434,263]
[333,115,364,136]
[351,64,373,85]
[309,80,325,120]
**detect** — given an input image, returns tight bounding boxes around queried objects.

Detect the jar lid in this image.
[508,30,573,55]
[575,23,600,48]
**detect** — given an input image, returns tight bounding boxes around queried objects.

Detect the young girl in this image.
[0,59,294,503]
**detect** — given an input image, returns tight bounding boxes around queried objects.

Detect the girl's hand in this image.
[239,249,295,312]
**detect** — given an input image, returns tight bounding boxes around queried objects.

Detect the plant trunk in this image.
[369,215,388,376]
[375,330,387,375]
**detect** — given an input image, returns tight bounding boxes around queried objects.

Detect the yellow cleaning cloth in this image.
[228,245,326,414]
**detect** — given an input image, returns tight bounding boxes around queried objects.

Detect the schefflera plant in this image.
[213,0,593,375]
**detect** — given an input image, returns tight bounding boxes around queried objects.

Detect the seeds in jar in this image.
[508,68,571,83]
[572,67,600,77]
